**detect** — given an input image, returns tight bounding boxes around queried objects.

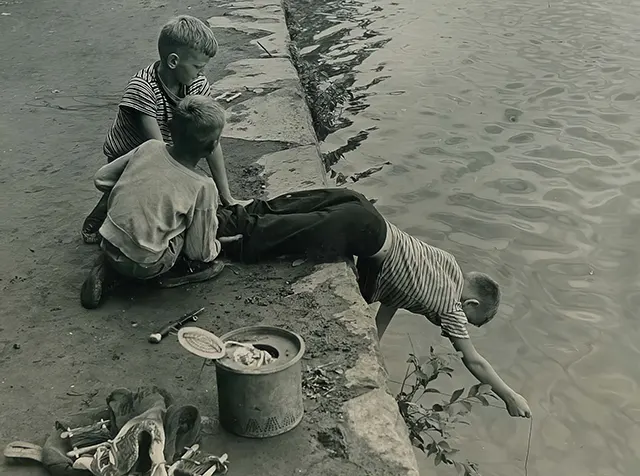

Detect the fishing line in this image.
[524,416,533,476]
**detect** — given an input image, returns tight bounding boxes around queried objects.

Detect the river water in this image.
[287,0,640,474]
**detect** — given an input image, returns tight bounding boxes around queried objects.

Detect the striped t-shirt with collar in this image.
[103,62,212,161]
[371,222,471,340]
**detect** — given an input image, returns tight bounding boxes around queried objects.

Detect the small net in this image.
[177,327,225,360]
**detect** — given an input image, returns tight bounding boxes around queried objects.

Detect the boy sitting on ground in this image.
[81,14,249,244]
[80,96,236,309]
[81,94,531,419]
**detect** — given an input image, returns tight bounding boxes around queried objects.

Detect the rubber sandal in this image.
[81,216,104,245]
[4,441,43,463]
[82,231,102,245]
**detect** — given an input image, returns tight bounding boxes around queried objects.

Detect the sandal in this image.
[81,216,103,245]
[4,441,43,463]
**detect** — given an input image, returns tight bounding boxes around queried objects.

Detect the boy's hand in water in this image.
[450,337,532,419]
[505,392,531,418]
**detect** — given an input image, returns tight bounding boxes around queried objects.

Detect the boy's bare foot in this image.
[154,260,225,289]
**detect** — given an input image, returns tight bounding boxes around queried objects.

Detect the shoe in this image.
[80,254,113,309]
[82,229,102,245]
[154,260,225,289]
[4,441,43,463]
[163,404,201,464]
[81,218,103,245]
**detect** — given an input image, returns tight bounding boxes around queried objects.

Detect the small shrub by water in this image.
[395,347,497,476]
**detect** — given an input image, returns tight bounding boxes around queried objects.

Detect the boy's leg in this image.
[82,153,121,244]
[355,256,382,303]
[80,251,117,309]
[80,236,225,309]
[82,193,109,244]
[243,187,366,216]
[106,235,225,286]
[220,189,387,263]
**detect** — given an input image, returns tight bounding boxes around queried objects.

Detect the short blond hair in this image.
[466,271,501,323]
[170,95,226,149]
[158,15,218,62]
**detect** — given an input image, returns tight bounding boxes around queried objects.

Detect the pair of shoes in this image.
[154,259,225,289]
[80,254,116,309]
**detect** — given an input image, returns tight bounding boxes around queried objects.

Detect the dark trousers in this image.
[217,188,386,263]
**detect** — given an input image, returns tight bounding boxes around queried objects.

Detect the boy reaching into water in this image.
[81,15,249,244]
[82,93,530,419]
[355,229,532,418]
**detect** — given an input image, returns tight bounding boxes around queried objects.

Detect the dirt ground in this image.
[0,0,369,475]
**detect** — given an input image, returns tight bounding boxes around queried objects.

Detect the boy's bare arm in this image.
[94,154,132,193]
[133,110,164,141]
[450,336,531,418]
[205,142,251,207]
[183,206,221,263]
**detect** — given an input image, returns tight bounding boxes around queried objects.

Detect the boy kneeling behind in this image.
[81,95,235,308]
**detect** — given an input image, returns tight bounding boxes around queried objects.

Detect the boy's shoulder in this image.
[128,62,159,85]
[124,62,210,96]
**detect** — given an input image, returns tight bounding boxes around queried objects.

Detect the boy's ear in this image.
[462,298,480,308]
[167,53,180,69]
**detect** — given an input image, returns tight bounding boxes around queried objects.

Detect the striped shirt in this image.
[103,62,212,161]
[371,222,470,339]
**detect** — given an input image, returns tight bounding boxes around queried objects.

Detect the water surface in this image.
[289,0,640,474]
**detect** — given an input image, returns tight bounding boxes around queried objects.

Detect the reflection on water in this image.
[288,0,640,474]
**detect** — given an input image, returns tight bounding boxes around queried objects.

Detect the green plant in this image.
[396,347,498,476]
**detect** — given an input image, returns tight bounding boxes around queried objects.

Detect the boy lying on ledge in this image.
[80,94,531,419]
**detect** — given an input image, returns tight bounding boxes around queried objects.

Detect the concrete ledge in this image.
[258,145,327,195]
[208,3,420,475]
[210,58,299,91]
[208,1,290,58]
[344,389,420,476]
[224,86,317,145]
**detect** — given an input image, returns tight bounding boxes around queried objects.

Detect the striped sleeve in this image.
[189,76,212,97]
[120,76,157,117]
[440,305,470,340]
